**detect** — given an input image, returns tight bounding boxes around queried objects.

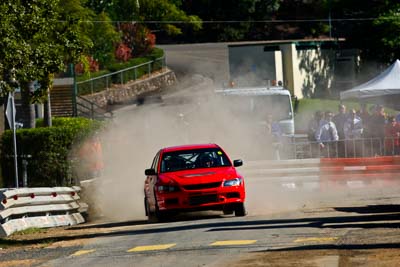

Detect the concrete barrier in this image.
[0,187,87,237]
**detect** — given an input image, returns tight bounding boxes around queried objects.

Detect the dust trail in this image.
[83,76,297,221]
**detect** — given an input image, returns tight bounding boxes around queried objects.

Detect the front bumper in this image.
[156,186,245,211]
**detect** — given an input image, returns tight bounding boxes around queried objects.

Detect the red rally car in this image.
[144,143,246,222]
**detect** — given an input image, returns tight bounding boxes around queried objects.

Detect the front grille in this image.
[165,198,179,205]
[189,194,218,205]
[183,182,221,190]
[227,192,240,198]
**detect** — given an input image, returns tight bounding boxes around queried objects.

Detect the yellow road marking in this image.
[211,240,257,246]
[71,249,96,256]
[127,243,176,252]
[294,237,338,243]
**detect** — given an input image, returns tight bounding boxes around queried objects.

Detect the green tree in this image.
[373,4,400,63]
[328,0,400,63]
[0,0,92,128]
[88,12,121,67]
[139,0,202,36]
[180,0,281,42]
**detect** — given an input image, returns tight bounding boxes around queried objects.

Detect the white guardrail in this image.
[0,186,88,237]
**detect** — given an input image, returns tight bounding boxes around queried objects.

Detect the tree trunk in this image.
[43,91,52,127]
[20,81,36,129]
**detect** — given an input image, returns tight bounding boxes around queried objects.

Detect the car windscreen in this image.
[223,94,293,121]
[160,148,232,173]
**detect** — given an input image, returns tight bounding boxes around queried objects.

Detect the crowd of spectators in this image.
[307,104,400,157]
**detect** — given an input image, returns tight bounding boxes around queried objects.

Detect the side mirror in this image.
[145,168,156,176]
[233,159,243,167]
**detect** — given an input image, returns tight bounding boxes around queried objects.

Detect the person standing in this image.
[333,104,347,157]
[315,111,339,157]
[333,104,347,140]
[358,103,371,137]
[307,110,323,141]
[343,109,363,157]
[384,116,400,155]
[369,105,386,156]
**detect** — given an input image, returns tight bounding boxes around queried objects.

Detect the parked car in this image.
[144,143,246,222]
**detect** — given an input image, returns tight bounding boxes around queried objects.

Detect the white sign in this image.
[5,93,15,129]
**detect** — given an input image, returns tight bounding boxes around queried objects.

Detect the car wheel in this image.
[234,202,247,217]
[223,205,234,215]
[145,198,158,223]
[144,197,148,216]
[146,198,168,223]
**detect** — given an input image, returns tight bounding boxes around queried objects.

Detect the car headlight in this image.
[223,178,242,187]
[157,185,180,193]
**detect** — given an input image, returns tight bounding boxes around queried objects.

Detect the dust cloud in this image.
[82,75,302,222]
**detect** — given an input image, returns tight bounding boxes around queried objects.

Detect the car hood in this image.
[159,167,240,185]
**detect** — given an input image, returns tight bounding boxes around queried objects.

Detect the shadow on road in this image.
[334,204,400,214]
[4,205,400,247]
[256,242,400,252]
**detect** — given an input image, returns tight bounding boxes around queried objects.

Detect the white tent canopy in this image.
[340,59,400,110]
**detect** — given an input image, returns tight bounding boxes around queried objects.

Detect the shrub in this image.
[115,43,132,62]
[0,118,103,187]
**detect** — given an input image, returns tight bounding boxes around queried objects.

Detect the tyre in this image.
[223,205,234,215]
[145,198,167,223]
[145,198,158,223]
[234,202,247,217]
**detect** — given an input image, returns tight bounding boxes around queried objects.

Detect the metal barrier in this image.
[76,57,166,96]
[76,95,113,120]
[279,136,400,159]
[0,187,87,237]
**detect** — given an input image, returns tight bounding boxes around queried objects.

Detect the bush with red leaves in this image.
[115,43,132,62]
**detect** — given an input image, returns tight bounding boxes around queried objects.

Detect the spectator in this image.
[333,104,348,157]
[333,104,347,140]
[307,110,323,141]
[315,111,339,157]
[358,103,371,137]
[369,105,386,155]
[344,109,363,157]
[384,116,400,155]
[396,112,400,123]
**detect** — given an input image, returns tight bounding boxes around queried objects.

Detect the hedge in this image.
[0,117,103,188]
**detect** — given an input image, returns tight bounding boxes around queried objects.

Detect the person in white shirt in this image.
[344,109,363,139]
[315,111,339,157]
[343,109,363,157]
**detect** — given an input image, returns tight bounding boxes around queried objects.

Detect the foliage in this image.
[0,0,92,95]
[179,0,281,42]
[373,4,400,63]
[138,0,202,36]
[119,23,156,57]
[88,12,121,67]
[76,48,164,95]
[115,43,133,62]
[74,56,100,74]
[0,117,103,187]
[85,0,139,21]
[327,0,400,64]
[0,0,93,129]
